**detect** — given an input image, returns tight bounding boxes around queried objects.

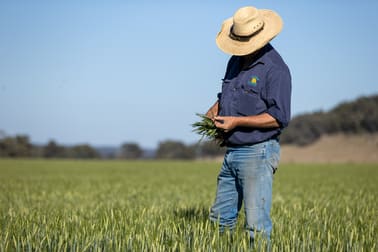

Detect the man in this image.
[207,6,291,243]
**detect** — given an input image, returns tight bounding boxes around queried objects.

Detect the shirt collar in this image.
[239,43,273,69]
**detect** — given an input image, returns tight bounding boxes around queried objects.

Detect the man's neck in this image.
[241,50,260,69]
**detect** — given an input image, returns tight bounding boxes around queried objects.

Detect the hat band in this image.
[229,25,263,42]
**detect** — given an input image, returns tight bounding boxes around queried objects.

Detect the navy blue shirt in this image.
[218,44,291,146]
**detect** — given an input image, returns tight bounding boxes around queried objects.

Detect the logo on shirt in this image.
[249,76,259,86]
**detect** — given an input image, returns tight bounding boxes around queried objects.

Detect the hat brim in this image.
[216,9,283,56]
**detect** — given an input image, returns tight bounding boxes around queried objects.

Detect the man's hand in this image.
[214,116,238,132]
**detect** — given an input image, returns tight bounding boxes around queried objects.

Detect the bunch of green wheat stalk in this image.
[192,113,224,145]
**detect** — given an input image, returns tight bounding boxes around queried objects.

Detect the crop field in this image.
[0,159,377,251]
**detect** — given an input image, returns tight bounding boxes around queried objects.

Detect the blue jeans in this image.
[209,139,280,240]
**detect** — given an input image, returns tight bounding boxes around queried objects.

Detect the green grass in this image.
[0,159,377,251]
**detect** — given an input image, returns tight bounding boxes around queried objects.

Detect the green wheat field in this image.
[0,159,377,251]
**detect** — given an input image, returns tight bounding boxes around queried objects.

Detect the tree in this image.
[0,135,33,157]
[156,140,195,160]
[43,140,66,158]
[119,142,143,159]
[68,144,100,159]
[43,141,99,159]
[195,140,225,158]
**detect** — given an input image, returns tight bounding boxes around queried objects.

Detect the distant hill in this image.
[280,133,378,163]
[281,94,378,146]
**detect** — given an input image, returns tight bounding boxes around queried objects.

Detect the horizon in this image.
[2,92,376,149]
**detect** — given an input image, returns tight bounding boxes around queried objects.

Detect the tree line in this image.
[280,94,378,145]
[0,134,225,160]
[0,136,101,159]
[1,94,376,159]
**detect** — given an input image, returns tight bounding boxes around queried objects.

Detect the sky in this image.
[0,0,377,149]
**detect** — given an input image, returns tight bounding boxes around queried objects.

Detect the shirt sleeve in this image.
[265,67,292,128]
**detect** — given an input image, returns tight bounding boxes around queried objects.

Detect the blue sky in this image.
[1,0,377,148]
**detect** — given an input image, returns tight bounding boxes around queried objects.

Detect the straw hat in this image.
[216,6,283,56]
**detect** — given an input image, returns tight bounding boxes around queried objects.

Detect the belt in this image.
[225,136,279,148]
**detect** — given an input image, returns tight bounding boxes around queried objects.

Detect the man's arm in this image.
[214,113,279,132]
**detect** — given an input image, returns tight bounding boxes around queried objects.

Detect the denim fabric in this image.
[209,139,280,240]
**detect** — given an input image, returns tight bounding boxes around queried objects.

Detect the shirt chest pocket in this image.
[237,84,266,116]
